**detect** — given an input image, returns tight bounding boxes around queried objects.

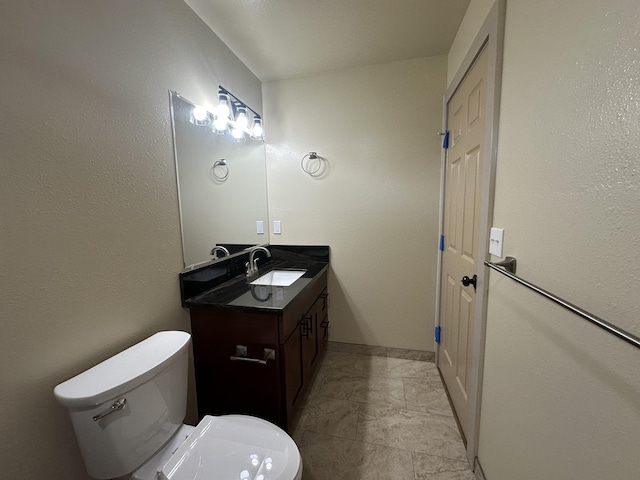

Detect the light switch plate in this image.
[256,220,264,234]
[274,220,282,235]
[489,227,504,257]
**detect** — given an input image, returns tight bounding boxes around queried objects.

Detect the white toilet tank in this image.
[53,331,191,479]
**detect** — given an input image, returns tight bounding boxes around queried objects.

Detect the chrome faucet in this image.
[246,246,271,277]
[210,245,230,260]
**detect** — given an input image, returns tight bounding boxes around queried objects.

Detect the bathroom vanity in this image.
[180,246,329,431]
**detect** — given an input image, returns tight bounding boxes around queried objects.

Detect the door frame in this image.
[434,0,505,465]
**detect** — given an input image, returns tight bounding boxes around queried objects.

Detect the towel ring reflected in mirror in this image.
[211,159,229,182]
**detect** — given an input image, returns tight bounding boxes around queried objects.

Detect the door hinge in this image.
[439,234,444,251]
[435,326,441,344]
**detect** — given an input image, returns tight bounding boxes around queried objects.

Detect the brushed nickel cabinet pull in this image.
[229,345,275,365]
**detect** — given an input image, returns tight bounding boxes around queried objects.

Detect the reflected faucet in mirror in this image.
[246,246,271,277]
[210,246,230,260]
[250,284,272,302]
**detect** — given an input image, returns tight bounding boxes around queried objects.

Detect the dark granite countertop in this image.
[181,246,329,314]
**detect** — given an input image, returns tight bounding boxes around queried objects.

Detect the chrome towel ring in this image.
[211,159,229,182]
[301,151,325,176]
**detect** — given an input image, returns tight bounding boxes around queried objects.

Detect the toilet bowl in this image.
[53,331,302,480]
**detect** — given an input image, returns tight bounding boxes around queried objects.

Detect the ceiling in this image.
[184,0,471,82]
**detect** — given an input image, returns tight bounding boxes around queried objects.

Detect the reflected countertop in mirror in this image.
[169,91,269,268]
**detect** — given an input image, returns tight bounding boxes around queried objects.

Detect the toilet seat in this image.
[160,415,302,480]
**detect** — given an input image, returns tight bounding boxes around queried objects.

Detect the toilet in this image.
[53,331,302,480]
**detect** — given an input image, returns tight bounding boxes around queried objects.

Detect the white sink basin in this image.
[250,270,306,287]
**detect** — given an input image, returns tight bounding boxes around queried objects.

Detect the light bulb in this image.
[192,105,207,121]
[250,117,263,140]
[213,116,228,134]
[214,103,229,118]
[190,104,211,126]
[231,126,246,142]
[235,106,249,131]
[214,93,231,119]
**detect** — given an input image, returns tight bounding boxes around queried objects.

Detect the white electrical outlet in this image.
[489,227,504,257]
[274,220,282,235]
[256,220,264,234]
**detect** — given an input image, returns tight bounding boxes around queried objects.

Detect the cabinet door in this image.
[301,302,319,383]
[319,290,329,354]
[280,324,303,420]
[190,309,282,426]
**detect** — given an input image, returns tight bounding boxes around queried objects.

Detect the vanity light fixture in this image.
[190,86,264,142]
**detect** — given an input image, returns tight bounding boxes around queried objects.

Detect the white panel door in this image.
[439,46,488,441]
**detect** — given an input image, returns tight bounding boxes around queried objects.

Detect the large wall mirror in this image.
[169,91,269,268]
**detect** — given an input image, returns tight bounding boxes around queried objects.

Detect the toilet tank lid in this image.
[53,331,191,408]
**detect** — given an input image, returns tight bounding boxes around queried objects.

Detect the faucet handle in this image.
[245,246,271,277]
[245,261,255,277]
[211,245,230,260]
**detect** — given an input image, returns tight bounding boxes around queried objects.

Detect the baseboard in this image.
[326,341,435,362]
[474,457,487,480]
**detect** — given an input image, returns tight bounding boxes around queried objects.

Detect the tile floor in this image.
[290,342,475,480]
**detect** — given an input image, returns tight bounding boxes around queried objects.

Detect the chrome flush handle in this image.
[93,398,127,421]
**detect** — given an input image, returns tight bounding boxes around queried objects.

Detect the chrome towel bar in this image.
[485,259,640,351]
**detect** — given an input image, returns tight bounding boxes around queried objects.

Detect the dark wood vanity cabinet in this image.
[189,270,328,431]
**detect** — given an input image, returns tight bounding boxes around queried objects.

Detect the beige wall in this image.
[451,0,640,478]
[263,56,446,351]
[0,1,261,478]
